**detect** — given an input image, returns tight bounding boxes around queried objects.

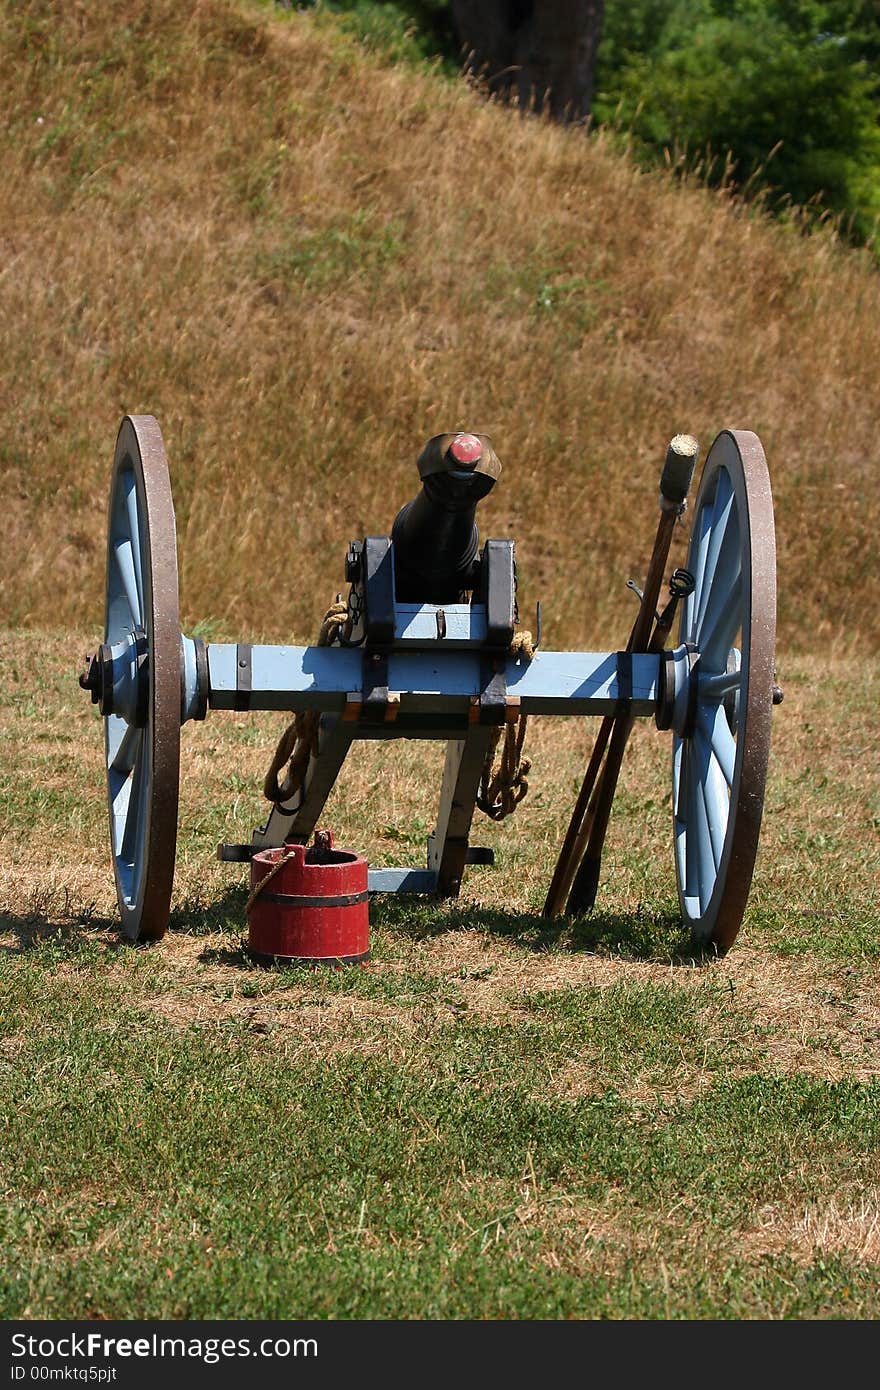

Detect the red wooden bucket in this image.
[247,830,369,965]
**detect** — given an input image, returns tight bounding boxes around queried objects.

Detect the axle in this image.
[203,642,661,718]
[82,631,664,725]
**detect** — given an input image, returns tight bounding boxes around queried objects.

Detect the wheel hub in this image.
[79,628,148,724]
[655,642,699,737]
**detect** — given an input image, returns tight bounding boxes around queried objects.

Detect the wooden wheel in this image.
[102,416,181,941]
[672,430,777,952]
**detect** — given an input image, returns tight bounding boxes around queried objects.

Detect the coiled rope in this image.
[244,843,298,915]
[261,599,348,805]
[476,629,534,822]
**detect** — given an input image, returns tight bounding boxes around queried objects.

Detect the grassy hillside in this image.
[1,0,878,650]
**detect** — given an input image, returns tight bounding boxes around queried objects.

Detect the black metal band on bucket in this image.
[256,889,369,908]
[245,947,371,966]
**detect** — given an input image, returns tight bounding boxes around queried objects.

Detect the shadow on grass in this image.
[168,884,249,937]
[0,883,250,955]
[0,896,118,954]
[369,895,702,965]
[187,888,705,968]
[0,884,709,968]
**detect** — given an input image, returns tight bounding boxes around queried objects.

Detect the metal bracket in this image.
[615,650,633,714]
[193,637,209,721]
[482,538,516,648]
[361,650,390,723]
[362,536,395,647]
[656,642,700,735]
[476,655,507,725]
[234,643,252,712]
[217,842,257,862]
[466,846,495,866]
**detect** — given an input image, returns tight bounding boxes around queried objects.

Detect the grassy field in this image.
[1,0,879,1321]
[1,634,878,1318]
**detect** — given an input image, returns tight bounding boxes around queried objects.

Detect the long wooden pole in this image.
[543,435,699,918]
[564,576,683,914]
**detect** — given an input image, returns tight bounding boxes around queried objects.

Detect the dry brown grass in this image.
[739,1191,880,1265]
[1,0,878,652]
[438,1176,880,1278]
[528,1190,880,1276]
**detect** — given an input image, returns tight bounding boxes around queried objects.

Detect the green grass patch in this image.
[1,639,878,1316]
[1,975,879,1317]
[255,211,406,291]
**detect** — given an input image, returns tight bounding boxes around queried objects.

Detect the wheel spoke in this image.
[109,721,142,774]
[107,713,126,768]
[132,763,149,889]
[703,743,730,866]
[112,536,142,627]
[699,567,743,669]
[123,472,145,623]
[694,774,718,886]
[699,667,741,701]
[694,477,736,637]
[697,701,736,787]
[693,723,729,867]
[121,742,148,863]
[710,465,732,529]
[684,498,714,643]
[684,753,703,911]
[108,762,130,852]
[694,475,723,590]
[673,735,686,821]
[674,822,693,916]
[687,724,721,891]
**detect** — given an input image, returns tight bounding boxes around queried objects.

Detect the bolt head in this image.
[79,653,96,690]
[79,651,103,704]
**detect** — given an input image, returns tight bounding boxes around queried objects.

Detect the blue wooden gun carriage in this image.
[80,416,779,954]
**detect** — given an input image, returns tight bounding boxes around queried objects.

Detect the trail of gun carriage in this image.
[0,0,878,1321]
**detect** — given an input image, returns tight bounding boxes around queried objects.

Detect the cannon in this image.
[80,416,779,954]
[390,431,501,602]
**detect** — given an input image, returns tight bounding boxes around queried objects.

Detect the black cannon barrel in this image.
[391,432,501,603]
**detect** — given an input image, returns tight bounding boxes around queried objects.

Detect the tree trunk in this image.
[450,0,605,122]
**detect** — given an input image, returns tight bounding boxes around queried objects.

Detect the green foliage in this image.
[296,0,880,246]
[595,0,880,242]
[277,0,458,69]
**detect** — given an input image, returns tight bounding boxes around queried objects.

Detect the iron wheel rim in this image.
[104,415,180,942]
[672,429,776,952]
